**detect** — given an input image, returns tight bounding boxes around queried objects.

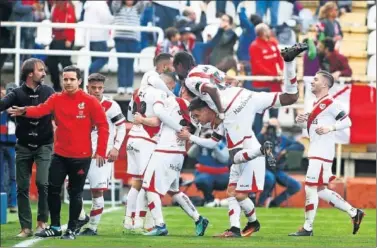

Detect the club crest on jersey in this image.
[319,103,326,110]
[78,102,85,109]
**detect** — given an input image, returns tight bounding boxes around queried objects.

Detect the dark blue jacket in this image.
[192,28,224,64]
[237,7,256,62]
[0,111,16,146]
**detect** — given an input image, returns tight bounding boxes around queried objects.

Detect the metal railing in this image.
[1,21,165,88]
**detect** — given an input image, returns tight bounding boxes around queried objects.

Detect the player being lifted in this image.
[134,76,209,236]
[175,42,309,237]
[289,70,364,236]
[123,53,176,231]
[76,73,127,236]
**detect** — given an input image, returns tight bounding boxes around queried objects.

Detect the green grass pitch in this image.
[1,204,375,247]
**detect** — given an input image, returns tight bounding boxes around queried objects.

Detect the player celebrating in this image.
[135,82,209,236]
[289,70,364,236]
[76,73,127,236]
[177,43,308,237]
[123,53,176,231]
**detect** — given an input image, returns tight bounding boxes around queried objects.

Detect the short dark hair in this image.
[173,51,196,71]
[188,97,209,111]
[250,14,263,26]
[321,37,335,52]
[223,14,233,25]
[182,9,191,17]
[63,65,82,80]
[165,27,179,41]
[154,53,173,66]
[317,70,335,88]
[88,73,106,83]
[21,58,45,82]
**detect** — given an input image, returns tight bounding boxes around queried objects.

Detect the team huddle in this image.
[23,42,364,238]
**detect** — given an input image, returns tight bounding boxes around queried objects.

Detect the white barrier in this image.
[1,21,165,89]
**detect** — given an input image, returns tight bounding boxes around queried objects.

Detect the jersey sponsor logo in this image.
[232,94,252,115]
[169,163,181,172]
[127,144,140,153]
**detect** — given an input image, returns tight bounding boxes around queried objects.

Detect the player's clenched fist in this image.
[296,113,309,123]
[177,127,191,140]
[133,112,143,125]
[315,126,332,135]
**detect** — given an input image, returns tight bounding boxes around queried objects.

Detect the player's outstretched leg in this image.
[143,191,168,236]
[317,187,365,234]
[170,191,209,236]
[233,141,276,168]
[237,194,260,237]
[280,42,308,62]
[214,196,242,238]
[289,185,317,236]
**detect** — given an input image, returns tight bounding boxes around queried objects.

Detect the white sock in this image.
[318,188,357,217]
[134,189,151,229]
[79,201,86,220]
[238,198,257,222]
[228,197,241,228]
[233,147,262,164]
[88,196,104,231]
[125,187,139,219]
[172,192,200,222]
[144,210,155,230]
[146,191,164,226]
[284,60,298,94]
[303,186,318,231]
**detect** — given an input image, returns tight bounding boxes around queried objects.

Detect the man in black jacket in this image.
[0,58,54,238]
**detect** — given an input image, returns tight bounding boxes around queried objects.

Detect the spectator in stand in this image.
[45,1,76,92]
[112,0,146,97]
[249,23,284,134]
[83,1,113,74]
[256,118,303,207]
[317,37,352,80]
[237,5,262,63]
[178,26,197,53]
[209,14,237,66]
[192,27,224,65]
[157,27,186,56]
[188,130,230,207]
[10,0,44,63]
[316,2,343,44]
[180,2,207,42]
[256,1,280,29]
[140,2,154,50]
[0,82,17,214]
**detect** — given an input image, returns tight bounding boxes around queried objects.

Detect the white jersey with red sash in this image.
[154,97,191,153]
[307,95,348,162]
[128,85,167,143]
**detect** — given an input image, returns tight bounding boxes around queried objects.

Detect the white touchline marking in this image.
[13,207,121,248]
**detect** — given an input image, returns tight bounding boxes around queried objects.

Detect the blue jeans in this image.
[114,38,140,88]
[89,41,108,74]
[194,172,229,202]
[256,1,279,28]
[0,145,17,208]
[258,169,301,206]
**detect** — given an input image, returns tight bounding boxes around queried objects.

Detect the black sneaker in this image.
[214,226,241,238]
[241,220,260,237]
[352,209,365,234]
[261,141,276,168]
[75,215,90,235]
[79,228,98,236]
[281,42,308,62]
[61,229,76,240]
[35,227,62,238]
[288,227,313,236]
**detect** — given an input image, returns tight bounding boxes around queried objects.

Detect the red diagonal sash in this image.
[307,98,334,132]
[175,97,191,123]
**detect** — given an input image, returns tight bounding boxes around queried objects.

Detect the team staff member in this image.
[0,58,54,238]
[10,66,109,240]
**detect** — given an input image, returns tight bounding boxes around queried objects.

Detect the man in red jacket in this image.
[45,1,76,92]
[10,66,109,240]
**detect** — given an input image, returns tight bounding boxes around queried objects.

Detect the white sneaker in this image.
[126,87,134,95]
[204,199,220,207]
[220,198,229,207]
[123,216,133,230]
[117,87,126,94]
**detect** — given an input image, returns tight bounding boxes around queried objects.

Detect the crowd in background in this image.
[0,0,370,209]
